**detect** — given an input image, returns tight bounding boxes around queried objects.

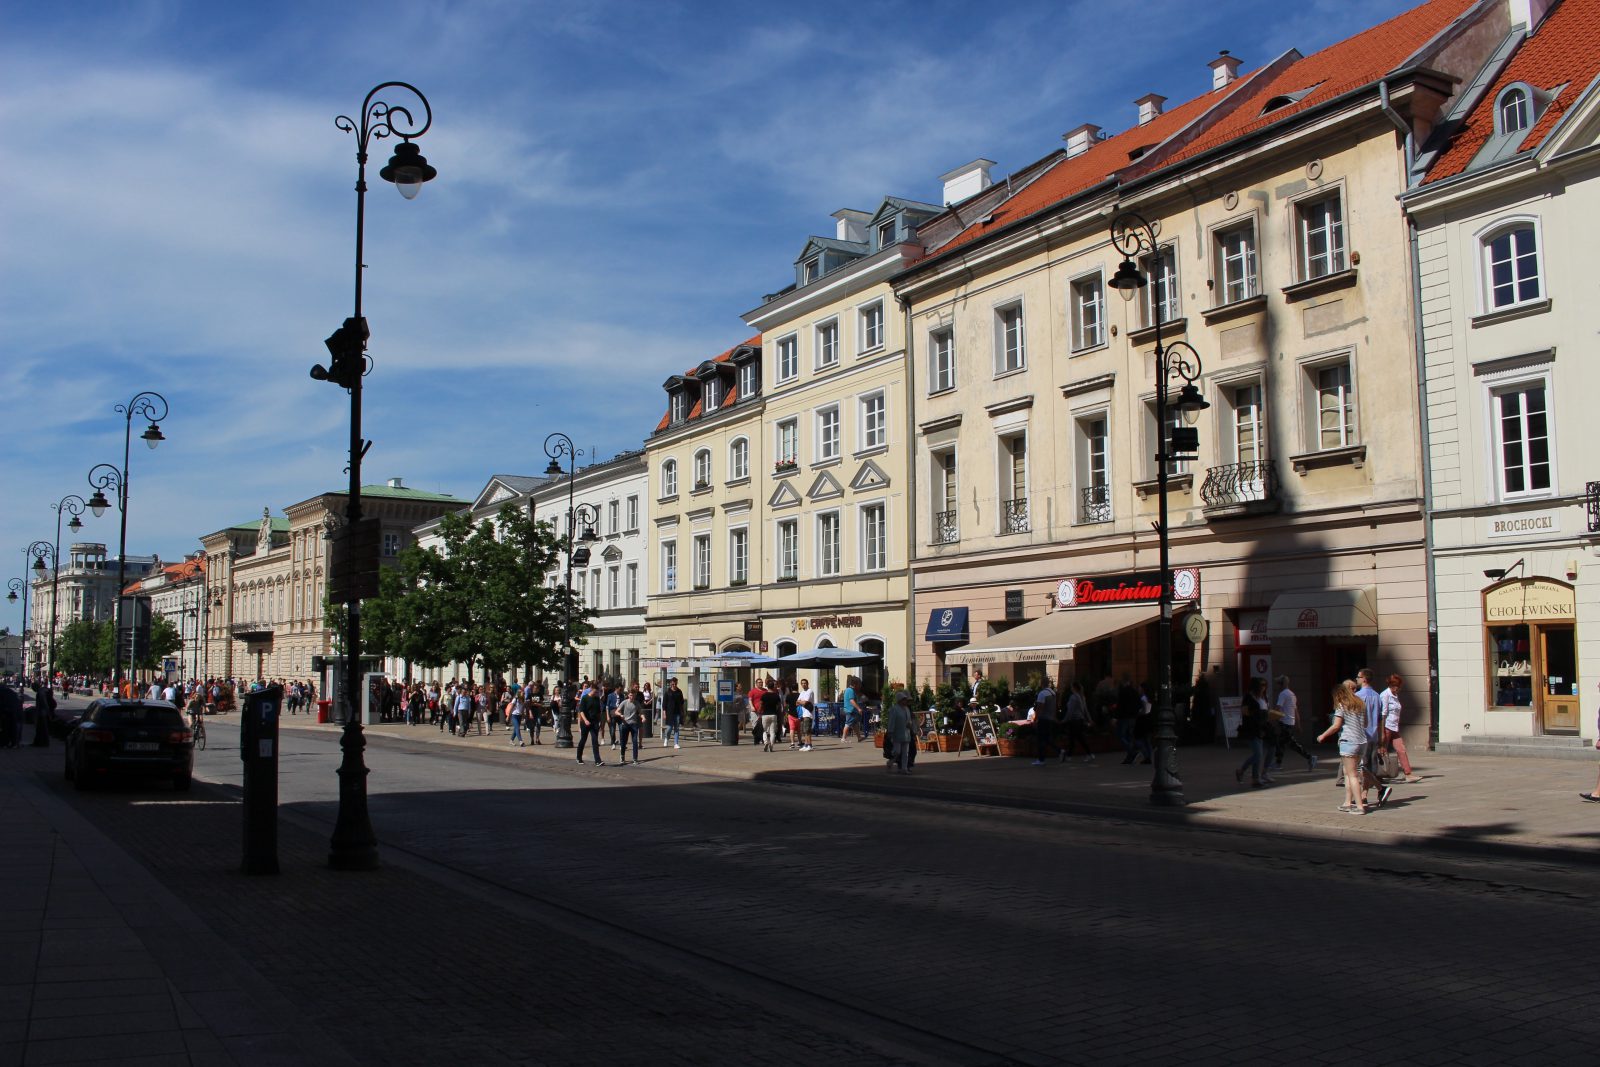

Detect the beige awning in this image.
[946,604,1161,666]
[1266,587,1378,637]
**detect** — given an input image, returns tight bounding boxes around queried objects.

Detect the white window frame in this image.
[703,375,722,412]
[1074,412,1112,525]
[1485,371,1555,501]
[817,510,841,577]
[626,495,639,532]
[815,318,839,369]
[1141,244,1180,328]
[994,299,1026,375]
[692,534,711,590]
[608,565,620,608]
[777,519,799,581]
[661,540,678,593]
[1477,217,1544,313]
[858,300,885,354]
[738,361,759,400]
[607,499,619,534]
[693,448,712,490]
[816,404,841,462]
[858,502,887,573]
[877,219,896,249]
[1213,218,1259,305]
[660,459,677,499]
[859,391,887,452]
[776,419,798,466]
[1497,85,1530,134]
[670,391,688,424]
[1293,188,1347,282]
[729,527,748,585]
[1070,270,1106,352]
[729,437,749,482]
[777,334,799,383]
[1299,352,1358,452]
[929,326,955,393]
[1226,379,1267,465]
[626,562,639,606]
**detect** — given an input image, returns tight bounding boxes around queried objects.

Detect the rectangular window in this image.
[662,462,677,498]
[818,512,841,577]
[804,258,819,284]
[861,504,887,572]
[1232,383,1264,464]
[1071,273,1105,351]
[1298,195,1346,280]
[1485,226,1542,309]
[816,405,840,461]
[694,450,711,489]
[996,302,1025,373]
[692,535,711,590]
[861,393,886,451]
[704,377,722,411]
[591,570,601,606]
[933,451,958,544]
[1495,384,1552,496]
[670,391,688,423]
[1077,416,1111,524]
[1141,246,1179,327]
[626,496,639,532]
[608,566,620,608]
[777,336,799,382]
[816,320,839,368]
[777,420,798,466]
[778,521,798,580]
[877,219,896,248]
[730,439,749,481]
[1147,401,1191,477]
[739,361,759,399]
[382,532,400,557]
[729,528,748,584]
[608,500,619,534]
[1216,222,1259,304]
[1004,435,1029,533]
[662,541,677,593]
[860,301,884,352]
[1314,361,1355,449]
[929,328,955,393]
[626,563,638,606]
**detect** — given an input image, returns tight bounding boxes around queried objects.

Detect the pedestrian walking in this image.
[1029,678,1058,765]
[452,685,473,737]
[1056,680,1094,762]
[1582,681,1600,803]
[886,690,915,774]
[617,687,642,764]
[1318,680,1386,813]
[1270,674,1317,773]
[1235,677,1272,787]
[795,678,815,750]
[577,683,605,766]
[1355,669,1385,784]
[840,675,862,743]
[758,682,781,752]
[1378,674,1419,783]
[507,688,525,747]
[1114,676,1141,764]
[661,677,684,749]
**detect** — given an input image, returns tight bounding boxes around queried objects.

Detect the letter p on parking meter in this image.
[240,683,282,875]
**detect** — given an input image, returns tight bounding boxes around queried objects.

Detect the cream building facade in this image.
[29,543,159,671]
[1404,0,1600,751]
[202,480,462,683]
[894,2,1514,743]
[130,557,208,680]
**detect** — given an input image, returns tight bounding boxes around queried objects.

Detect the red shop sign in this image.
[1054,568,1200,609]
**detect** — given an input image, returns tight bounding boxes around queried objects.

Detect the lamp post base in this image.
[327,719,379,870]
[555,711,574,749]
[1149,736,1186,807]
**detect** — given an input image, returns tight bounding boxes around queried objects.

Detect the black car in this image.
[64,700,195,791]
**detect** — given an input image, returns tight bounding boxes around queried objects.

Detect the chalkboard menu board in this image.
[962,710,999,757]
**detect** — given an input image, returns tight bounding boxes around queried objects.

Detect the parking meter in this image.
[239,684,282,875]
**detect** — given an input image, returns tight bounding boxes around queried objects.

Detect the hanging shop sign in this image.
[1054,568,1199,609]
[1484,578,1575,622]
[791,613,865,632]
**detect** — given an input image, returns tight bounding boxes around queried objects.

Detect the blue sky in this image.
[2,0,1411,635]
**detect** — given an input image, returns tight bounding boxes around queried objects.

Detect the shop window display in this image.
[1489,624,1533,707]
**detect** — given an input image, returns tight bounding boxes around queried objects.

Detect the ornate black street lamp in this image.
[315,83,437,872]
[544,432,599,748]
[24,541,56,746]
[86,391,168,689]
[1108,210,1210,807]
[8,576,30,684]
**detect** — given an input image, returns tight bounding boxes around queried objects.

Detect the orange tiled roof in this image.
[1425,0,1600,183]
[932,0,1479,259]
[653,334,761,433]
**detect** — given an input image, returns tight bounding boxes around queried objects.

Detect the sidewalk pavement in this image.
[0,739,353,1066]
[286,714,1600,864]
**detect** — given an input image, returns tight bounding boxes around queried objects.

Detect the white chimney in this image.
[1135,93,1167,126]
[1062,123,1105,159]
[388,477,404,489]
[832,209,871,243]
[1209,51,1241,90]
[1508,0,1556,32]
[938,158,997,205]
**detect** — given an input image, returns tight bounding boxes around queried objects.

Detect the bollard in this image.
[240,684,282,875]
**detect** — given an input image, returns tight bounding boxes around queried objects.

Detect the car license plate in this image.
[124,741,159,751]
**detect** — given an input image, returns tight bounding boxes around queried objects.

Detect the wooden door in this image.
[1539,625,1579,734]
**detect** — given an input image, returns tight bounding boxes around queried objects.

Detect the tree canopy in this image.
[362,504,589,681]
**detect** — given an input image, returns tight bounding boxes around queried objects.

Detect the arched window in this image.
[1498,86,1530,134]
[661,459,677,498]
[729,437,749,481]
[1481,222,1542,310]
[693,449,712,490]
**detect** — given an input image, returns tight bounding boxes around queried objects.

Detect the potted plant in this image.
[995,721,1027,758]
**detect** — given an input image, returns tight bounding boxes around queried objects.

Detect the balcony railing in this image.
[1587,481,1599,533]
[1003,498,1030,534]
[228,619,275,639]
[933,510,959,545]
[1078,486,1112,525]
[1200,460,1281,516]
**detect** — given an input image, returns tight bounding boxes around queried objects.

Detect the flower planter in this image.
[918,738,939,752]
[873,733,886,749]
[996,738,1027,758]
[936,734,961,753]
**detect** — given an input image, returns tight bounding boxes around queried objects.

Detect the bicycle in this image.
[190,711,207,751]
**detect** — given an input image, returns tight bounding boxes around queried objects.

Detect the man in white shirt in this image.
[1270,674,1316,773]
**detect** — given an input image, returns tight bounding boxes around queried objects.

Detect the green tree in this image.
[55,619,113,675]
[137,615,184,671]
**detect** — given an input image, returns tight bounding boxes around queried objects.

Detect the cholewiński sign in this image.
[1055,568,1200,609]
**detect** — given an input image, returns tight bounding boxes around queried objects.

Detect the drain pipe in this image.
[899,288,919,689]
[1404,206,1440,748]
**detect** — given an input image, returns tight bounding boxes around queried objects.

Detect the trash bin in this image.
[718,709,740,746]
[316,699,332,724]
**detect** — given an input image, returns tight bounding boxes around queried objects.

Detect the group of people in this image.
[721,675,867,752]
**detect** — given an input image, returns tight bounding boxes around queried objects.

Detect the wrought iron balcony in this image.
[228,619,275,640]
[1003,498,1030,534]
[933,510,959,545]
[1200,460,1281,517]
[1587,481,1599,533]
[1078,486,1112,525]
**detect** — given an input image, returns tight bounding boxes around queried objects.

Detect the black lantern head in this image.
[68,515,83,531]
[32,556,47,573]
[1173,383,1210,421]
[545,458,563,477]
[88,490,110,517]
[379,140,437,200]
[141,421,165,449]
[1109,257,1147,299]
[6,590,16,603]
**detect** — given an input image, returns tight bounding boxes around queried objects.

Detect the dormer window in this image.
[739,360,759,400]
[1498,86,1530,134]
[703,377,721,412]
[670,391,688,424]
[804,258,820,284]
[877,220,896,249]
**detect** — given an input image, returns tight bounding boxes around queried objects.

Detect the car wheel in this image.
[172,773,192,792]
